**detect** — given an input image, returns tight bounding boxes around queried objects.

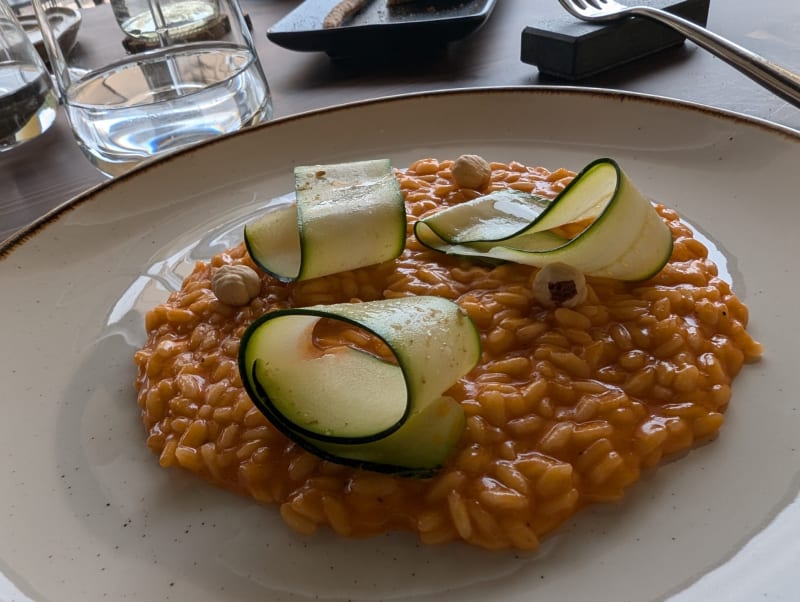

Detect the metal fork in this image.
[558,0,800,108]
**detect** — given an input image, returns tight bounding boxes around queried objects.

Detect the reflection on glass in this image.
[0,3,57,151]
[111,0,223,51]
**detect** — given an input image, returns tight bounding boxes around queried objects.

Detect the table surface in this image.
[1,0,799,243]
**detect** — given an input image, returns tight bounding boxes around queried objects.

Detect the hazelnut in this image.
[452,154,491,190]
[531,262,587,308]
[212,264,261,306]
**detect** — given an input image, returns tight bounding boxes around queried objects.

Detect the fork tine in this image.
[581,0,603,8]
[557,0,583,13]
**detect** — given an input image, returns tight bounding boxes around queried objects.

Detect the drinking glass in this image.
[31,0,271,176]
[0,0,57,151]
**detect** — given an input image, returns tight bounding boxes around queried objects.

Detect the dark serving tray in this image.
[267,0,497,57]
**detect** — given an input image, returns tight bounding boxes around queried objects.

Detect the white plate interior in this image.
[1,88,799,602]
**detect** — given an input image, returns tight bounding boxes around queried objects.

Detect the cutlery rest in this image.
[520,0,710,80]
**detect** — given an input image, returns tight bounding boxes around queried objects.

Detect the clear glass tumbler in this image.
[110,0,222,51]
[0,0,57,151]
[31,0,271,176]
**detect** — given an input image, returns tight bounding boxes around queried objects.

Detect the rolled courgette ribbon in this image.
[414,158,673,281]
[238,296,481,476]
[244,159,407,282]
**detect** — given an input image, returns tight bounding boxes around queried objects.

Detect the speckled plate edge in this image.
[3,86,798,256]
[1,86,800,602]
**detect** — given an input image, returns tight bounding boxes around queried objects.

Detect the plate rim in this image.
[2,85,798,259]
[2,82,800,601]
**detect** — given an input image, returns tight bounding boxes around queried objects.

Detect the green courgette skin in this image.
[237,298,481,477]
[249,373,445,478]
[243,308,408,446]
[244,159,407,283]
[415,158,674,281]
[237,158,673,476]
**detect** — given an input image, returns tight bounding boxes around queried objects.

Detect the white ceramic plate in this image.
[1,88,799,602]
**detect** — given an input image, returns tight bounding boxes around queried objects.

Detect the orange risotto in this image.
[133,158,762,550]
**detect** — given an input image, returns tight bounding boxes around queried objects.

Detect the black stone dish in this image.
[267,0,497,57]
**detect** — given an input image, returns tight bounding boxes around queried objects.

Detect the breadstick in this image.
[322,0,373,28]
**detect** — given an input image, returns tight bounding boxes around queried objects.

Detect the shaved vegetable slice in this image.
[244,159,406,282]
[415,158,673,281]
[238,296,481,476]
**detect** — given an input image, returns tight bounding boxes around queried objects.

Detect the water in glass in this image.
[65,42,268,176]
[0,1,57,151]
[31,0,271,176]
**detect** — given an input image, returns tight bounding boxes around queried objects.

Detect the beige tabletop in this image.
[1,0,798,243]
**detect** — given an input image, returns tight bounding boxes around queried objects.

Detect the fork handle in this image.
[631,6,800,109]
